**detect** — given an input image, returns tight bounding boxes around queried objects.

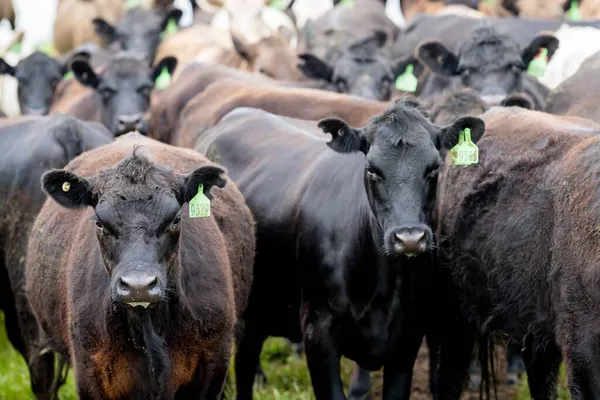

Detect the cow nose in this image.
[393,229,428,256]
[116,273,161,307]
[117,114,142,135]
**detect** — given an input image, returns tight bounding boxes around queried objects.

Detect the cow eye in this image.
[100,87,116,99]
[258,67,273,78]
[510,64,521,74]
[172,215,181,225]
[335,78,348,91]
[138,86,152,97]
[95,220,104,230]
[425,162,440,179]
[460,68,472,77]
[366,164,382,180]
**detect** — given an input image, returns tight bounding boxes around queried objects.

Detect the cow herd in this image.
[2,0,600,399]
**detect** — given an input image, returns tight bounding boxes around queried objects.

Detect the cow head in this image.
[298,32,418,101]
[319,99,485,258]
[71,53,177,136]
[93,7,182,63]
[416,26,558,104]
[0,52,71,115]
[41,149,226,307]
[231,27,302,81]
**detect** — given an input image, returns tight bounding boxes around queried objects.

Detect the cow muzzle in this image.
[391,227,429,257]
[114,271,163,307]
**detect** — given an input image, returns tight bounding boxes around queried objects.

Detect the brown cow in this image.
[434,106,600,399]
[545,50,600,124]
[26,133,254,399]
[53,0,123,55]
[0,115,112,398]
[154,23,301,81]
[172,79,390,147]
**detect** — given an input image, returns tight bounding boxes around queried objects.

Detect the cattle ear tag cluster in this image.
[568,0,582,20]
[155,67,172,90]
[527,48,548,78]
[160,18,178,39]
[189,184,211,218]
[395,64,418,93]
[62,182,71,192]
[450,128,479,166]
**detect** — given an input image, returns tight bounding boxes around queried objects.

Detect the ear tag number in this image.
[527,48,548,78]
[189,184,211,218]
[155,66,172,90]
[395,64,418,93]
[160,18,178,39]
[450,128,479,166]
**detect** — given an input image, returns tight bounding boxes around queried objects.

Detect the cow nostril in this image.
[394,230,428,255]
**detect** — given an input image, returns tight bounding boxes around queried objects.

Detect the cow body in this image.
[0,115,111,398]
[26,133,254,399]
[196,103,485,399]
[434,107,600,399]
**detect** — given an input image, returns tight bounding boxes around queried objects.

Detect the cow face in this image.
[93,7,182,63]
[0,52,69,115]
[299,32,414,101]
[416,27,558,104]
[41,151,226,307]
[71,54,177,136]
[319,100,485,258]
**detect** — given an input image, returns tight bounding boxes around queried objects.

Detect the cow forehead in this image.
[367,107,437,148]
[459,41,522,69]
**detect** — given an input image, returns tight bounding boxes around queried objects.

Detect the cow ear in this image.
[232,34,257,61]
[392,55,424,79]
[92,18,119,43]
[0,58,15,76]
[437,116,485,152]
[61,50,91,76]
[152,56,177,80]
[161,8,183,31]
[319,117,367,154]
[42,170,96,209]
[501,92,534,109]
[71,59,100,88]
[522,33,559,65]
[298,54,334,82]
[181,166,227,202]
[416,41,459,77]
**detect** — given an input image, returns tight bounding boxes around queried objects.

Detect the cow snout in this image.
[117,114,142,135]
[393,228,428,256]
[116,273,162,307]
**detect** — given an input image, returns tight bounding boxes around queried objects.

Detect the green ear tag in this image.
[10,42,21,55]
[527,48,548,78]
[269,0,287,10]
[339,0,355,7]
[125,0,140,8]
[395,64,418,93]
[450,128,479,166]
[154,66,172,90]
[160,18,178,39]
[63,70,74,80]
[189,184,211,218]
[568,0,581,20]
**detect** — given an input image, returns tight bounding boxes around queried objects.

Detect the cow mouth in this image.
[126,301,151,308]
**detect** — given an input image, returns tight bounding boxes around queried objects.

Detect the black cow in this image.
[415,25,558,108]
[93,6,183,63]
[434,106,600,399]
[299,32,416,101]
[0,52,71,115]
[70,52,177,136]
[196,102,485,399]
[0,115,111,398]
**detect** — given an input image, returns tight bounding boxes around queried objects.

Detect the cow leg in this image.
[197,339,232,400]
[522,340,560,400]
[347,365,373,400]
[564,331,600,400]
[304,312,345,400]
[234,322,267,400]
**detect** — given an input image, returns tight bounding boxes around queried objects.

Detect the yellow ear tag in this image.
[527,48,548,78]
[189,184,211,218]
[62,182,71,192]
[450,128,479,166]
[154,66,172,90]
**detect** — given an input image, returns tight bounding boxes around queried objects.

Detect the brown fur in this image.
[580,0,600,18]
[0,0,15,29]
[173,79,390,148]
[545,51,600,124]
[53,0,123,55]
[26,133,254,399]
[402,0,447,22]
[49,79,101,122]
[154,24,301,81]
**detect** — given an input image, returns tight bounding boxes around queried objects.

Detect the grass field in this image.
[0,312,570,399]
